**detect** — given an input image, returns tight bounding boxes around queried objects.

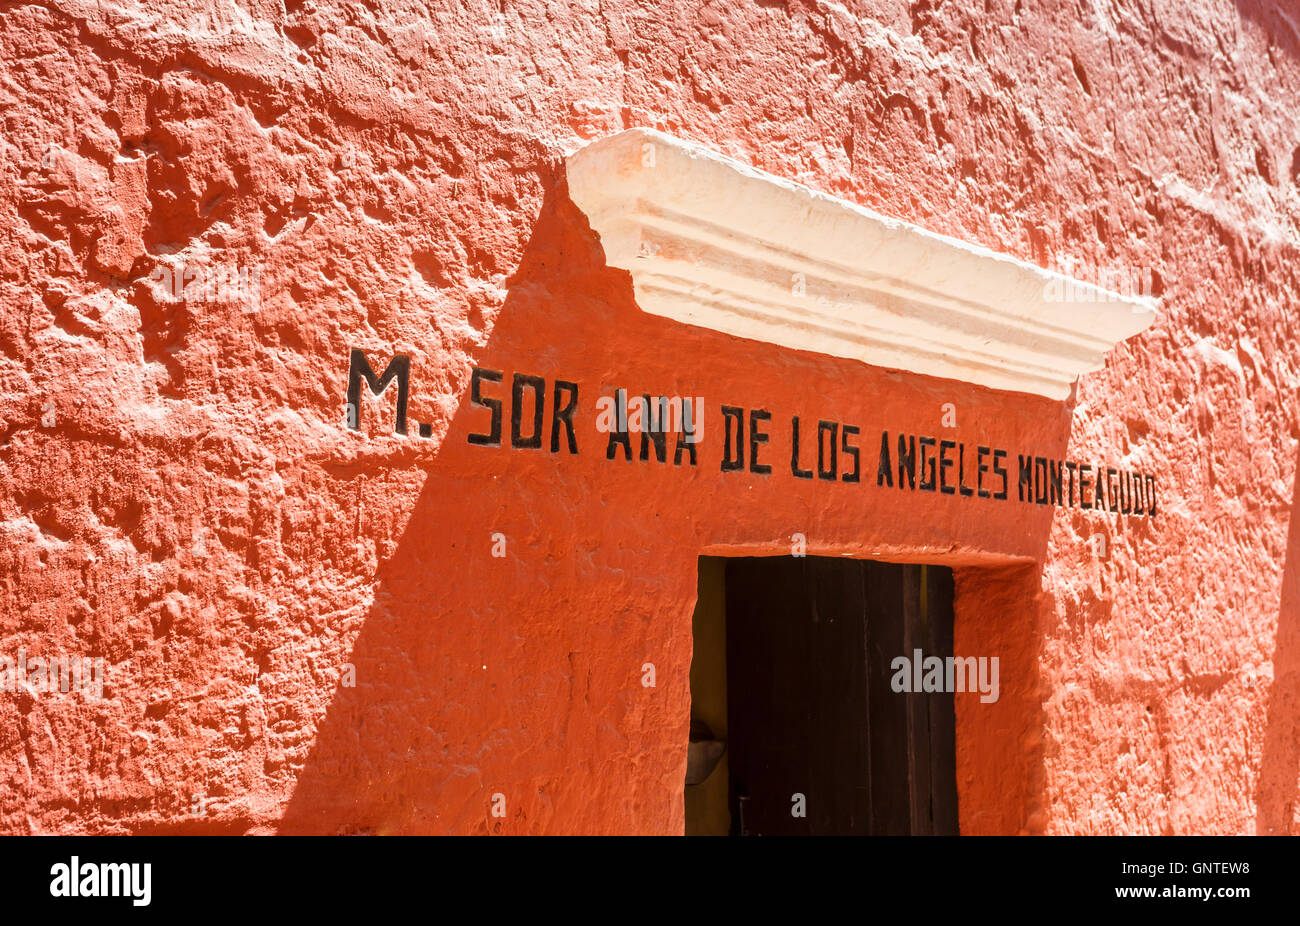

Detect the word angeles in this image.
[0,649,103,699]
[343,352,1159,518]
[891,649,999,704]
[50,857,151,907]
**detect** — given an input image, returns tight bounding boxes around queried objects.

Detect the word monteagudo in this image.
[346,352,1160,517]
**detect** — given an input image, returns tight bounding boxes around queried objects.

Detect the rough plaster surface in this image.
[0,0,1298,834]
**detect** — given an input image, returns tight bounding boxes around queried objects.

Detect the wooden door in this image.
[723,557,957,835]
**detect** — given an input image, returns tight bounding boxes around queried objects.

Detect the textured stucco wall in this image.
[0,0,1298,834]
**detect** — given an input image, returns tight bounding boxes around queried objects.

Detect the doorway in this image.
[684,556,959,835]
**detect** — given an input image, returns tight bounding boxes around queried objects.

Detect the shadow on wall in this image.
[1255,439,1300,835]
[275,162,1070,835]
[275,170,703,835]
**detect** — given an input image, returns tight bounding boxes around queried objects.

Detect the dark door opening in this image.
[684,556,958,836]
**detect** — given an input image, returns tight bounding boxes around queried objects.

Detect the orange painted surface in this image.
[0,1,1298,835]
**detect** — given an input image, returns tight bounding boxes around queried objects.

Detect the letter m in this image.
[1017,454,1034,502]
[347,349,410,435]
[100,863,129,897]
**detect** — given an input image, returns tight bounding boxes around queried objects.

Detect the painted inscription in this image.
[345,351,1159,517]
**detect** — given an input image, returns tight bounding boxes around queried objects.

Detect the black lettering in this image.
[674,433,697,466]
[674,402,698,466]
[1049,459,1063,506]
[510,373,545,449]
[550,380,579,453]
[977,446,991,498]
[841,425,861,483]
[749,409,772,475]
[939,439,956,495]
[639,395,668,463]
[606,388,632,461]
[1107,467,1119,512]
[721,406,744,471]
[681,398,700,445]
[958,443,974,497]
[1080,464,1093,507]
[817,421,838,481]
[876,430,893,487]
[792,418,815,479]
[919,436,937,491]
[349,349,411,436]
[993,449,1008,500]
[1034,457,1049,505]
[899,434,917,489]
[1065,462,1078,506]
[1018,454,1034,502]
[465,365,501,445]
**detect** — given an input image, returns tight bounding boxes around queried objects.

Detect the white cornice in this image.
[565,128,1158,400]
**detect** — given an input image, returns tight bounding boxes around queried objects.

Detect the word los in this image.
[890,649,999,703]
[50,857,151,907]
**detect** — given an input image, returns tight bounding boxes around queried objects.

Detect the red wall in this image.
[1,0,1297,834]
